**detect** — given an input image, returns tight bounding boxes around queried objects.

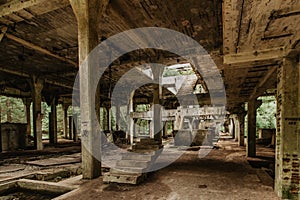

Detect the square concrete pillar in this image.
[31,76,44,150]
[275,57,300,199]
[238,113,246,147]
[68,116,73,140]
[116,105,121,131]
[22,98,32,137]
[49,96,58,144]
[151,66,163,143]
[128,92,135,145]
[247,99,261,157]
[70,0,106,179]
[62,104,69,139]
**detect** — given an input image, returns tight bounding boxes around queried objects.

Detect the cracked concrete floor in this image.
[58,139,279,200]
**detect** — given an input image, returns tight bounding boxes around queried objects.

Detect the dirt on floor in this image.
[59,139,279,200]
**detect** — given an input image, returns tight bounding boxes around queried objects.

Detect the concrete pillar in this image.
[62,104,69,139]
[247,99,261,157]
[238,113,246,146]
[128,92,134,144]
[231,115,239,142]
[151,66,163,143]
[73,114,78,142]
[31,76,44,150]
[23,98,32,137]
[229,115,235,139]
[116,105,121,131]
[49,96,57,144]
[70,0,104,179]
[275,56,300,199]
[0,96,2,152]
[163,121,168,138]
[105,106,111,131]
[68,116,73,140]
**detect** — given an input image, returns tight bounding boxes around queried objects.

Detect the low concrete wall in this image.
[1,123,27,151]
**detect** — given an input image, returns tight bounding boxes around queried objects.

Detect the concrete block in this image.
[103,173,146,185]
[116,160,150,168]
[121,153,153,162]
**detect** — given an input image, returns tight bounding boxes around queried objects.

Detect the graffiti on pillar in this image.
[81,121,89,138]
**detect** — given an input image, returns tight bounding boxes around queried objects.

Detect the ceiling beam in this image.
[271,5,300,19]
[0,87,31,98]
[0,0,47,17]
[222,0,240,54]
[0,26,7,42]
[223,47,286,66]
[5,33,78,67]
[249,66,277,100]
[0,67,74,90]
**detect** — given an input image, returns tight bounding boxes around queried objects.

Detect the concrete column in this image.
[70,0,105,179]
[128,92,134,144]
[229,115,236,139]
[231,115,239,142]
[0,96,2,152]
[101,107,106,130]
[247,99,261,157]
[151,66,163,143]
[106,106,111,131]
[69,116,73,140]
[23,98,32,137]
[62,104,69,139]
[49,96,58,144]
[116,105,121,131]
[238,113,246,146]
[163,121,168,138]
[73,114,78,142]
[31,76,44,150]
[275,57,300,199]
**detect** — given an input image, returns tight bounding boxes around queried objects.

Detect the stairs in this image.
[103,138,163,184]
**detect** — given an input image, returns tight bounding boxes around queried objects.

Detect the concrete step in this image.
[103,173,146,185]
[116,160,150,168]
[121,153,153,162]
[110,166,145,174]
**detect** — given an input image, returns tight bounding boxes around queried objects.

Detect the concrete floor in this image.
[57,139,279,200]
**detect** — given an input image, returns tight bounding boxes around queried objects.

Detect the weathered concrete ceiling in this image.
[222,0,300,111]
[0,0,297,111]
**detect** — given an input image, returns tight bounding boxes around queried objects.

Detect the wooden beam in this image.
[0,0,46,17]
[224,47,286,65]
[249,66,277,100]
[0,26,7,42]
[5,33,78,67]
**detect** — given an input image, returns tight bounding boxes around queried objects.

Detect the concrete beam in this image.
[0,26,7,43]
[271,5,300,19]
[249,66,277,100]
[0,67,74,90]
[0,87,31,97]
[224,47,286,66]
[0,0,46,17]
[5,33,78,67]
[222,0,240,54]
[0,0,71,17]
